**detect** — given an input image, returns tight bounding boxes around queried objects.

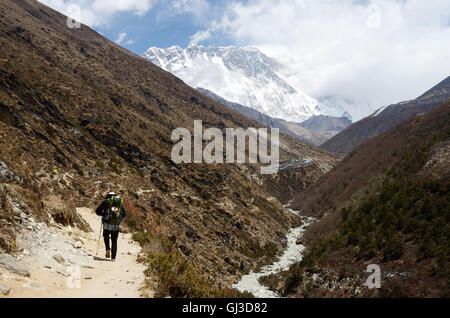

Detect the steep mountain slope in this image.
[270,100,450,297]
[0,0,337,297]
[143,45,324,122]
[197,88,333,146]
[321,76,450,154]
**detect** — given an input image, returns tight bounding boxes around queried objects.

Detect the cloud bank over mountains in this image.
[190,0,450,108]
[39,0,450,111]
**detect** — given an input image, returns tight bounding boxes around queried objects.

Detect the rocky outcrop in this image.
[0,162,23,183]
[0,254,30,277]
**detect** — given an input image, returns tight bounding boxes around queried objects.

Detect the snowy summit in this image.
[143,45,325,123]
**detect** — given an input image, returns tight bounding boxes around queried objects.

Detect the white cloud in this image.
[171,0,210,20]
[189,16,231,46]
[92,0,154,16]
[115,32,134,46]
[115,32,127,44]
[38,0,157,27]
[155,0,214,25]
[189,29,211,46]
[194,0,450,110]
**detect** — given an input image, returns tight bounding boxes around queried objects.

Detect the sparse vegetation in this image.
[280,133,450,297]
[146,251,252,298]
[133,230,252,298]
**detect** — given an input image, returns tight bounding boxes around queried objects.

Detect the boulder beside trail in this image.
[0,254,31,277]
[0,282,11,296]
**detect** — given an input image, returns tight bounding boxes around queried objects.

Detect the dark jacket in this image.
[95,199,127,221]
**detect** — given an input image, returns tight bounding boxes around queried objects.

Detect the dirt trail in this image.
[1,207,152,298]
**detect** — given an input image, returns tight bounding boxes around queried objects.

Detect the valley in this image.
[0,0,448,300]
[0,0,337,298]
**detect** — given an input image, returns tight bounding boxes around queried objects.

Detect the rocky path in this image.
[0,207,151,298]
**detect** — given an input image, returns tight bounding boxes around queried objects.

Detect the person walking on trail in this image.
[95,192,126,261]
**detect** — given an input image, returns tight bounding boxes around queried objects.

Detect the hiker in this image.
[95,192,126,260]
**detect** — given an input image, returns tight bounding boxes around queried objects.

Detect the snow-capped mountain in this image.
[143,45,324,122]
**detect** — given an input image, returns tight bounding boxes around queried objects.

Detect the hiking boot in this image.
[105,250,111,258]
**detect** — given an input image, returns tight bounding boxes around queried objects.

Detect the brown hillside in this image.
[266,100,449,298]
[293,99,450,223]
[0,0,337,295]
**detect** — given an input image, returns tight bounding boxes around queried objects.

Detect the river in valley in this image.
[232,203,316,297]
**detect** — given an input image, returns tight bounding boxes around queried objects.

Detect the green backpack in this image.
[107,196,123,225]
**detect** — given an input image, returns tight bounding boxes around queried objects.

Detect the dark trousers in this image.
[103,229,119,259]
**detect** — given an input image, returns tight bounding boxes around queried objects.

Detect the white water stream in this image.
[233,203,316,298]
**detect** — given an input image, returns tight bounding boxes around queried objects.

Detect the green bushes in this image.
[146,251,252,298]
[336,171,448,262]
[132,229,252,298]
[382,234,405,261]
[333,143,449,263]
[280,142,449,293]
[146,251,206,297]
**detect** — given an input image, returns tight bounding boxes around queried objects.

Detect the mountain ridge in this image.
[299,115,352,133]
[196,87,336,146]
[321,76,450,154]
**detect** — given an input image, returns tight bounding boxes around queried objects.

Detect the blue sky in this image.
[100,7,199,54]
[40,0,238,55]
[39,0,450,108]
[92,3,209,54]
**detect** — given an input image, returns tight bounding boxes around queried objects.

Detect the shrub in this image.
[146,250,252,298]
